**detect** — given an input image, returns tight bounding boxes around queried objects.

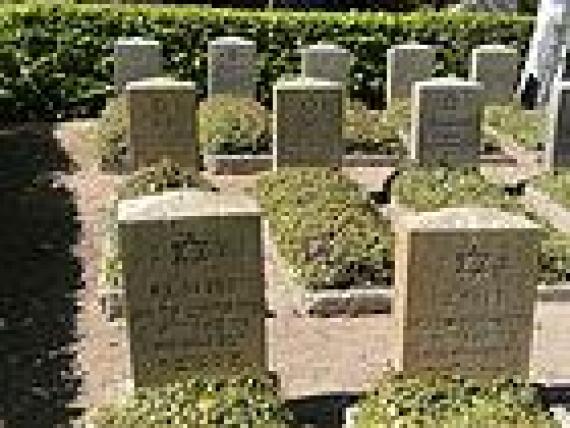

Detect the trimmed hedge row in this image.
[0,3,533,122]
[256,168,394,290]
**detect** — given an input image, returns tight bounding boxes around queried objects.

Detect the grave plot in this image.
[256,167,394,316]
[389,166,570,288]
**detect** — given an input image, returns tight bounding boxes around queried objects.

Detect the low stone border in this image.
[205,153,273,175]
[342,153,400,168]
[522,184,570,232]
[483,124,545,166]
[205,153,402,175]
[301,288,394,317]
[537,283,570,302]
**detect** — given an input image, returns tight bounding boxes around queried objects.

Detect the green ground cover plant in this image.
[199,95,271,155]
[90,372,292,427]
[344,100,403,156]
[256,168,393,290]
[354,371,560,427]
[391,166,570,285]
[532,168,570,210]
[97,158,215,291]
[484,102,548,151]
[0,2,533,122]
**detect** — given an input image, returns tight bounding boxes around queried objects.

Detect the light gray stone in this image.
[546,81,570,167]
[301,43,352,86]
[114,38,162,94]
[207,36,257,98]
[410,77,483,166]
[386,44,436,109]
[272,77,344,168]
[470,45,519,105]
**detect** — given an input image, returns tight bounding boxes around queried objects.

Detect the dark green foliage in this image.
[256,168,393,290]
[354,371,560,427]
[90,372,293,427]
[0,3,533,123]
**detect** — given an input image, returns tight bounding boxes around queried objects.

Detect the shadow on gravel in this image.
[0,124,83,427]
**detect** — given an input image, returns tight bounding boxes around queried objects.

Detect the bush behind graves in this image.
[0,2,533,123]
[256,168,393,290]
[344,99,403,156]
[90,372,293,427]
[199,95,271,155]
[353,371,560,427]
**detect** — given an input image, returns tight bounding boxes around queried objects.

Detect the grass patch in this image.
[256,167,393,290]
[484,102,548,151]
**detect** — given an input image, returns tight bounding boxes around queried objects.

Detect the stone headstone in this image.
[470,45,519,105]
[114,38,162,94]
[410,78,483,166]
[126,78,199,171]
[546,80,570,166]
[455,0,518,12]
[386,44,436,109]
[301,43,352,86]
[273,77,344,169]
[207,37,257,99]
[394,207,541,378]
[117,190,266,387]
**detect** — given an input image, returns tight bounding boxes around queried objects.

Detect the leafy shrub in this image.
[256,168,393,290]
[391,166,525,213]
[539,228,570,285]
[354,371,559,427]
[383,98,412,132]
[198,95,271,155]
[1,3,533,122]
[90,372,293,427]
[484,102,548,151]
[85,95,129,171]
[344,99,403,156]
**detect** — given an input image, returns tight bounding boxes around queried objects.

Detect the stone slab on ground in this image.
[523,184,570,233]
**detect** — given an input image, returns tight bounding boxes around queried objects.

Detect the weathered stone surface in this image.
[117,190,266,387]
[386,44,436,108]
[273,77,344,168]
[207,36,257,98]
[301,43,352,86]
[114,38,162,94]
[470,45,519,105]
[410,78,483,166]
[546,81,570,167]
[126,78,199,171]
[394,207,541,378]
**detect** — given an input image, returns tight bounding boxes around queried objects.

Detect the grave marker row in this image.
[116,194,541,389]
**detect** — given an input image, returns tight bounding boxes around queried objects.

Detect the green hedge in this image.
[354,372,560,427]
[256,168,393,290]
[0,3,533,123]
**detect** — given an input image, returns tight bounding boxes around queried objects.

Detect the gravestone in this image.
[300,43,352,87]
[455,0,518,11]
[394,207,541,378]
[126,78,199,171]
[207,37,257,99]
[545,80,570,167]
[273,77,344,169]
[117,190,266,387]
[114,38,162,94]
[410,78,483,166]
[386,44,436,109]
[470,45,519,105]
